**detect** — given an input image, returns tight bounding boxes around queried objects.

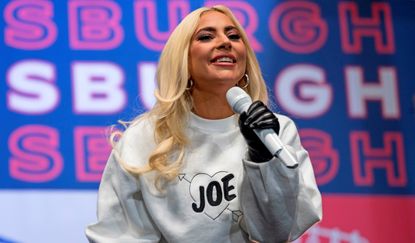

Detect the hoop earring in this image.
[186,79,194,91]
[240,74,249,89]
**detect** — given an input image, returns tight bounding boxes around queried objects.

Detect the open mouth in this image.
[211,56,236,63]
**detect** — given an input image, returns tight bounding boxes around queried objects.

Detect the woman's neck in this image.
[191,89,234,119]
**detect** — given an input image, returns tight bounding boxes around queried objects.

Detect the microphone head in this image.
[226,87,252,114]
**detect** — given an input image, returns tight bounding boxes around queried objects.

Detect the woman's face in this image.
[189,11,247,92]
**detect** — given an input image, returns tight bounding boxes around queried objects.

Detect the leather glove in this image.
[238,101,280,162]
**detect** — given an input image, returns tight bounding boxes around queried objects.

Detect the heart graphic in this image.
[189,171,236,220]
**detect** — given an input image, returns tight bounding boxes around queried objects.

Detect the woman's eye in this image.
[197,35,213,41]
[228,34,241,40]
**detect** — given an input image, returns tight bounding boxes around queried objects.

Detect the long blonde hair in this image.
[117,5,268,189]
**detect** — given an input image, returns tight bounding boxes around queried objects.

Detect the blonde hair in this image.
[117,5,268,189]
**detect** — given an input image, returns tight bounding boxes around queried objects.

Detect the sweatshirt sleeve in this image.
[85,151,161,243]
[240,115,322,242]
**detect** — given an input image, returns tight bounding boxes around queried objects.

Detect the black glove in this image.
[238,101,280,162]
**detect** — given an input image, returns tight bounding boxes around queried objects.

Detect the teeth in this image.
[215,57,233,63]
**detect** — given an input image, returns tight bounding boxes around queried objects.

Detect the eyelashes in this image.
[197,34,213,41]
[196,33,241,42]
[228,34,241,40]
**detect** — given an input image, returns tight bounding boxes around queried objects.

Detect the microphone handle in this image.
[253,128,299,168]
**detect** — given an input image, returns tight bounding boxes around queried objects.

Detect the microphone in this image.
[226,87,298,168]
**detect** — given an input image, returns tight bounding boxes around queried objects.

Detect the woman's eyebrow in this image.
[195,25,238,34]
[195,26,216,34]
[224,26,238,32]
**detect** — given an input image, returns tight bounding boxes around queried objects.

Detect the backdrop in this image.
[1,0,414,242]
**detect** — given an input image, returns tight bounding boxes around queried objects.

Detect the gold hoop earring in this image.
[240,74,249,89]
[186,79,194,91]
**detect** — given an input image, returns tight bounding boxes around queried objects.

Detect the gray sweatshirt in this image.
[85,113,322,242]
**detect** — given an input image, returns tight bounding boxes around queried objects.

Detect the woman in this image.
[86,5,322,243]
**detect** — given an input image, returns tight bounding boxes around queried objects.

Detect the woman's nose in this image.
[217,35,232,50]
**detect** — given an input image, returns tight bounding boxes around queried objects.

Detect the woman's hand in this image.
[238,101,280,162]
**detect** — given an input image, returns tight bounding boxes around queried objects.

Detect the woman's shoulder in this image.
[274,113,296,128]
[114,114,157,166]
[123,114,155,141]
